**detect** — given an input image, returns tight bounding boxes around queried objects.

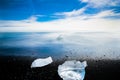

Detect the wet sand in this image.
[0,56,120,80]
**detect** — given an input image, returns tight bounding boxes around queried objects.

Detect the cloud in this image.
[0,10,120,32]
[54,7,86,17]
[23,15,45,23]
[91,10,120,19]
[80,0,89,3]
[0,3,120,33]
[54,0,120,19]
[81,0,120,8]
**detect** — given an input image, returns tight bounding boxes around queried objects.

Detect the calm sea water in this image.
[0,32,120,60]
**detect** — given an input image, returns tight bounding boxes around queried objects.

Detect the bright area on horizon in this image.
[0,0,120,32]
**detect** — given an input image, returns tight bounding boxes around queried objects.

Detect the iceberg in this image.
[58,60,87,80]
[31,57,53,68]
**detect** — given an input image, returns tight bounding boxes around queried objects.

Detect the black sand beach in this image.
[0,56,120,80]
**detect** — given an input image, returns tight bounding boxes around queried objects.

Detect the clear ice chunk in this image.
[31,56,53,68]
[58,60,87,80]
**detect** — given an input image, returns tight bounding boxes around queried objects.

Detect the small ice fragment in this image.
[58,60,87,80]
[31,56,53,68]
[57,35,63,41]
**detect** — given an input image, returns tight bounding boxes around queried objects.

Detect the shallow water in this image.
[0,32,120,60]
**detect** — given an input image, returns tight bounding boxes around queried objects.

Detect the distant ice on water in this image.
[31,57,53,68]
[58,60,87,80]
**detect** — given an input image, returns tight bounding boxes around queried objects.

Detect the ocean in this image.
[0,32,120,80]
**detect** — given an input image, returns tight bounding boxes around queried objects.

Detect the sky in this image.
[0,0,120,32]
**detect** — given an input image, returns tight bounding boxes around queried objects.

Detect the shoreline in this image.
[0,56,120,80]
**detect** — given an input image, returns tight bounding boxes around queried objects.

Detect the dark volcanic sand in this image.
[0,56,120,80]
